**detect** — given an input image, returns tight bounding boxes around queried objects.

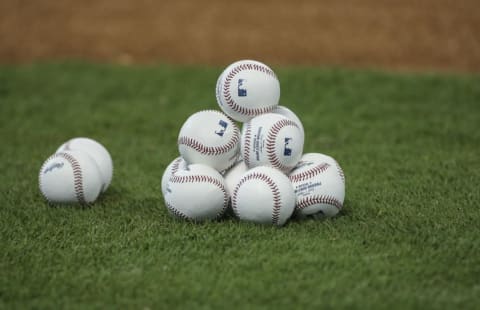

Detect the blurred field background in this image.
[1,0,480,72]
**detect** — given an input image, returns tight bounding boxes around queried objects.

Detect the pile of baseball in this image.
[39,138,113,204]
[162,60,345,226]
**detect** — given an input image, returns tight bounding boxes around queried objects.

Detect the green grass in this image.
[1,62,479,309]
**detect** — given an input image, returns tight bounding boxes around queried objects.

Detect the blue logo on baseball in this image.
[238,79,247,97]
[284,138,292,156]
[44,162,64,174]
[215,119,228,137]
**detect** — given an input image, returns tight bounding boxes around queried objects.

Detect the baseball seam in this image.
[242,122,252,167]
[334,160,346,185]
[296,195,343,211]
[222,63,278,117]
[39,155,57,204]
[165,201,191,221]
[266,119,300,172]
[170,157,184,176]
[232,172,282,225]
[169,174,229,220]
[215,73,223,106]
[40,152,86,204]
[289,163,331,183]
[178,112,240,157]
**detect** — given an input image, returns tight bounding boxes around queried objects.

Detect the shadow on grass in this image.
[43,185,164,216]
[42,189,354,230]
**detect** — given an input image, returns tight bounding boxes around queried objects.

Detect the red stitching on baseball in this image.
[296,195,343,211]
[232,172,282,225]
[165,201,191,221]
[334,160,345,184]
[170,158,184,176]
[178,112,240,157]
[169,174,229,219]
[58,152,86,204]
[221,62,278,117]
[242,122,252,167]
[289,163,331,183]
[265,119,299,171]
[178,129,239,156]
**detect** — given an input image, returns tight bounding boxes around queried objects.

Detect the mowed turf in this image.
[0,63,479,309]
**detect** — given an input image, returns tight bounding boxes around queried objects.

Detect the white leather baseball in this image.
[164,164,229,222]
[216,60,280,122]
[178,110,240,171]
[39,150,103,204]
[288,153,346,218]
[303,153,345,179]
[272,105,305,141]
[232,166,295,226]
[161,156,188,196]
[241,113,304,173]
[56,137,113,193]
[215,70,224,110]
[223,159,248,197]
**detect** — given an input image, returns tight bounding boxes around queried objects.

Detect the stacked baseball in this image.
[38,137,113,205]
[162,60,345,226]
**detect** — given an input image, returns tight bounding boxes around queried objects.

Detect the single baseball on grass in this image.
[288,153,345,219]
[232,166,296,226]
[164,164,229,222]
[241,113,304,173]
[161,156,188,196]
[56,137,113,193]
[216,59,280,122]
[178,110,240,171]
[272,105,305,141]
[39,150,103,204]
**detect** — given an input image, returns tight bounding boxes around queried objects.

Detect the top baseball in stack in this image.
[216,59,281,123]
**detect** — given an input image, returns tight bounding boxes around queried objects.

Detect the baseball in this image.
[178,110,240,171]
[215,70,224,110]
[39,150,103,204]
[272,105,305,140]
[241,113,304,173]
[288,153,345,218]
[223,159,248,197]
[161,156,188,196]
[305,153,345,179]
[216,60,280,122]
[164,163,229,222]
[56,137,113,193]
[232,166,295,226]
